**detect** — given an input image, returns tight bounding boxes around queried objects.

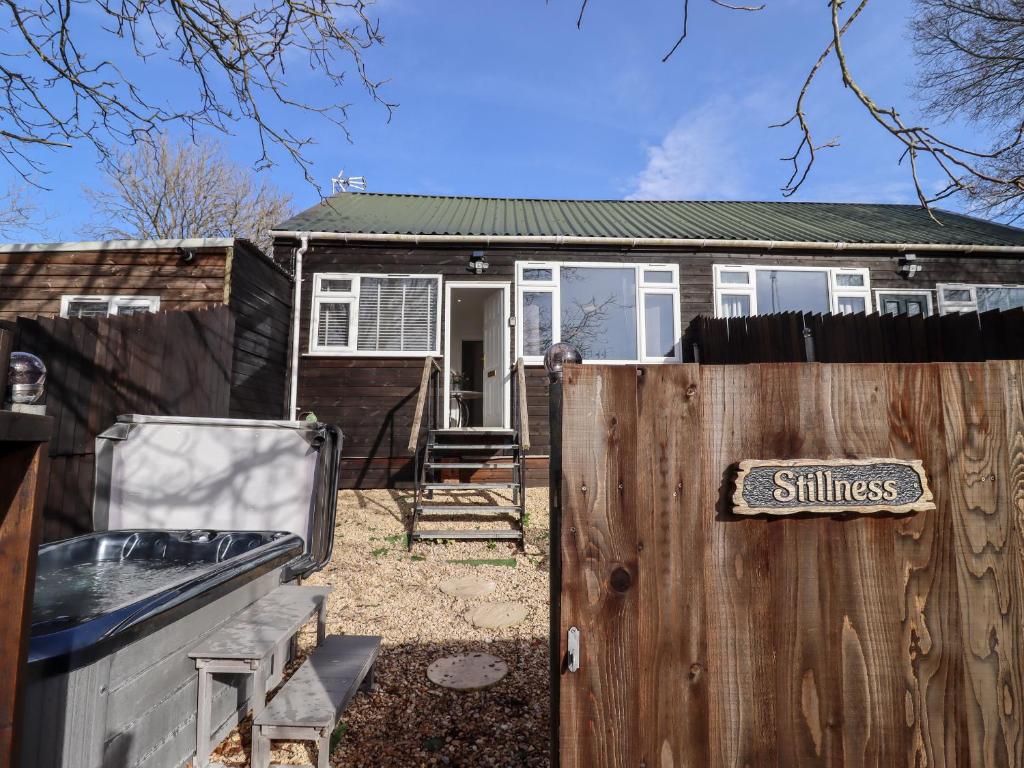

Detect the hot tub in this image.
[19,416,341,768]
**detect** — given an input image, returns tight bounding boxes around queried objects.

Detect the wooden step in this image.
[416,504,520,514]
[432,428,515,436]
[429,443,518,450]
[425,462,510,470]
[410,529,523,541]
[422,482,516,491]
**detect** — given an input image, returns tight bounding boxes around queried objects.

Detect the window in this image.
[937,283,1024,315]
[515,262,681,363]
[875,290,933,317]
[713,265,871,317]
[60,295,160,318]
[309,273,441,356]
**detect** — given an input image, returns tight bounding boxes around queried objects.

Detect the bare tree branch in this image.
[85,135,293,253]
[0,1,394,184]
[0,185,48,238]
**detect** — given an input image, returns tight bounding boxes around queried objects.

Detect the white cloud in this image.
[626,98,751,201]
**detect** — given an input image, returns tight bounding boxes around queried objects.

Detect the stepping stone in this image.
[427,653,508,690]
[465,602,529,629]
[439,575,496,598]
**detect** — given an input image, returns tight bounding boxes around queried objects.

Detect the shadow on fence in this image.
[690,307,1024,364]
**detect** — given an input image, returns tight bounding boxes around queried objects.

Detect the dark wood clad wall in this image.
[275,238,1024,488]
[226,244,293,419]
[0,245,229,321]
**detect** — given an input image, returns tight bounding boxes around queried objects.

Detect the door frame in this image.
[443,281,511,429]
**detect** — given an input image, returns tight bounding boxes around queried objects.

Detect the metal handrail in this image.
[513,357,530,451]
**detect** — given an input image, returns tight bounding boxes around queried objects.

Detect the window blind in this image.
[317,302,352,348]
[356,277,437,352]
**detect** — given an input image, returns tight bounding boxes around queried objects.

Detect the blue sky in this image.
[3,0,987,241]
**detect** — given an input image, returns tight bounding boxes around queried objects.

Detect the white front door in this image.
[482,289,506,427]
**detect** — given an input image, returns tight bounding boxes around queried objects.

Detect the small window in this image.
[320,278,354,293]
[521,268,554,282]
[642,269,674,284]
[718,271,750,285]
[875,290,933,317]
[61,295,160,318]
[310,273,441,356]
[835,272,866,287]
[521,292,553,357]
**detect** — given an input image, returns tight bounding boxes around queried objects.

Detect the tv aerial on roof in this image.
[331,170,367,194]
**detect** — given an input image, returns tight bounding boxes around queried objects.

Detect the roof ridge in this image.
[326,191,928,208]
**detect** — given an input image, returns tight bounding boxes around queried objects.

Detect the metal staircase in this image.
[407,357,530,547]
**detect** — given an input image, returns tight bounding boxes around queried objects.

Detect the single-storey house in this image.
[0,237,292,419]
[269,193,1024,488]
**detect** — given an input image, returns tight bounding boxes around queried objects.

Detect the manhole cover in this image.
[439,576,497,598]
[427,653,509,690]
[465,602,529,629]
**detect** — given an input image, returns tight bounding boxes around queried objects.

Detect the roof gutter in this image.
[268,229,1024,254]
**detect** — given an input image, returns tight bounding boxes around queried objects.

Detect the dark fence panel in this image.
[690,308,1024,364]
[11,307,235,541]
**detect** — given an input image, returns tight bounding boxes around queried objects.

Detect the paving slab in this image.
[439,575,497,598]
[464,602,530,629]
[427,653,509,690]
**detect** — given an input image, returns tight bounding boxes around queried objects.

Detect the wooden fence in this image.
[556,361,1024,767]
[8,307,235,541]
[690,307,1024,363]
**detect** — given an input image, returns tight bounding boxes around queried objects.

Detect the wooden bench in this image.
[251,634,381,768]
[189,585,331,768]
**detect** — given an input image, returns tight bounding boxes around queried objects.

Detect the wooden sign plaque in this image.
[733,458,935,516]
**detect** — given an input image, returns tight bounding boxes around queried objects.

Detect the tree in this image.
[86,135,293,252]
[0,1,393,183]
[576,0,1024,222]
[0,185,47,239]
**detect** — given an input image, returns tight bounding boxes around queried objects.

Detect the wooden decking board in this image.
[255,635,381,729]
[189,586,331,661]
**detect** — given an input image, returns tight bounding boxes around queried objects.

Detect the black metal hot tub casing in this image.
[19,416,341,768]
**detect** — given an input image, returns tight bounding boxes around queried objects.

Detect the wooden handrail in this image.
[515,357,531,451]
[408,356,441,452]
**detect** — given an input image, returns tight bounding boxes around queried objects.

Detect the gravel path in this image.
[210,487,550,767]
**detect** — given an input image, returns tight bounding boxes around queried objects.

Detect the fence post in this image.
[543,341,582,768]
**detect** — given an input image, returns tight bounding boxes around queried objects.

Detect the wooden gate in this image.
[557,362,1024,767]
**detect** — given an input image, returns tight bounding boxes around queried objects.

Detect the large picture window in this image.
[937,283,1024,315]
[309,273,441,356]
[60,295,160,318]
[515,262,681,363]
[713,265,871,318]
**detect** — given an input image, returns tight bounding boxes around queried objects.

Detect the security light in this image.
[898,253,921,278]
[468,251,489,274]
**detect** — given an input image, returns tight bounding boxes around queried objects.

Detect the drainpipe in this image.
[289,233,310,420]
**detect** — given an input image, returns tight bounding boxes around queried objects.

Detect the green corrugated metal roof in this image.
[275,193,1024,248]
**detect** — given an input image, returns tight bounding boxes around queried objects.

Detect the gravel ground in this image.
[210,487,550,767]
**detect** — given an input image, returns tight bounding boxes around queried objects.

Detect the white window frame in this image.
[514,261,681,365]
[936,282,1024,315]
[713,264,872,317]
[308,272,442,357]
[874,288,935,316]
[60,294,160,318]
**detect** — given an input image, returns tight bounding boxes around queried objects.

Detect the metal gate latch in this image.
[567,627,580,672]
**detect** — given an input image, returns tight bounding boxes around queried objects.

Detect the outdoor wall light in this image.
[6,351,47,405]
[898,252,921,278]
[468,251,489,274]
